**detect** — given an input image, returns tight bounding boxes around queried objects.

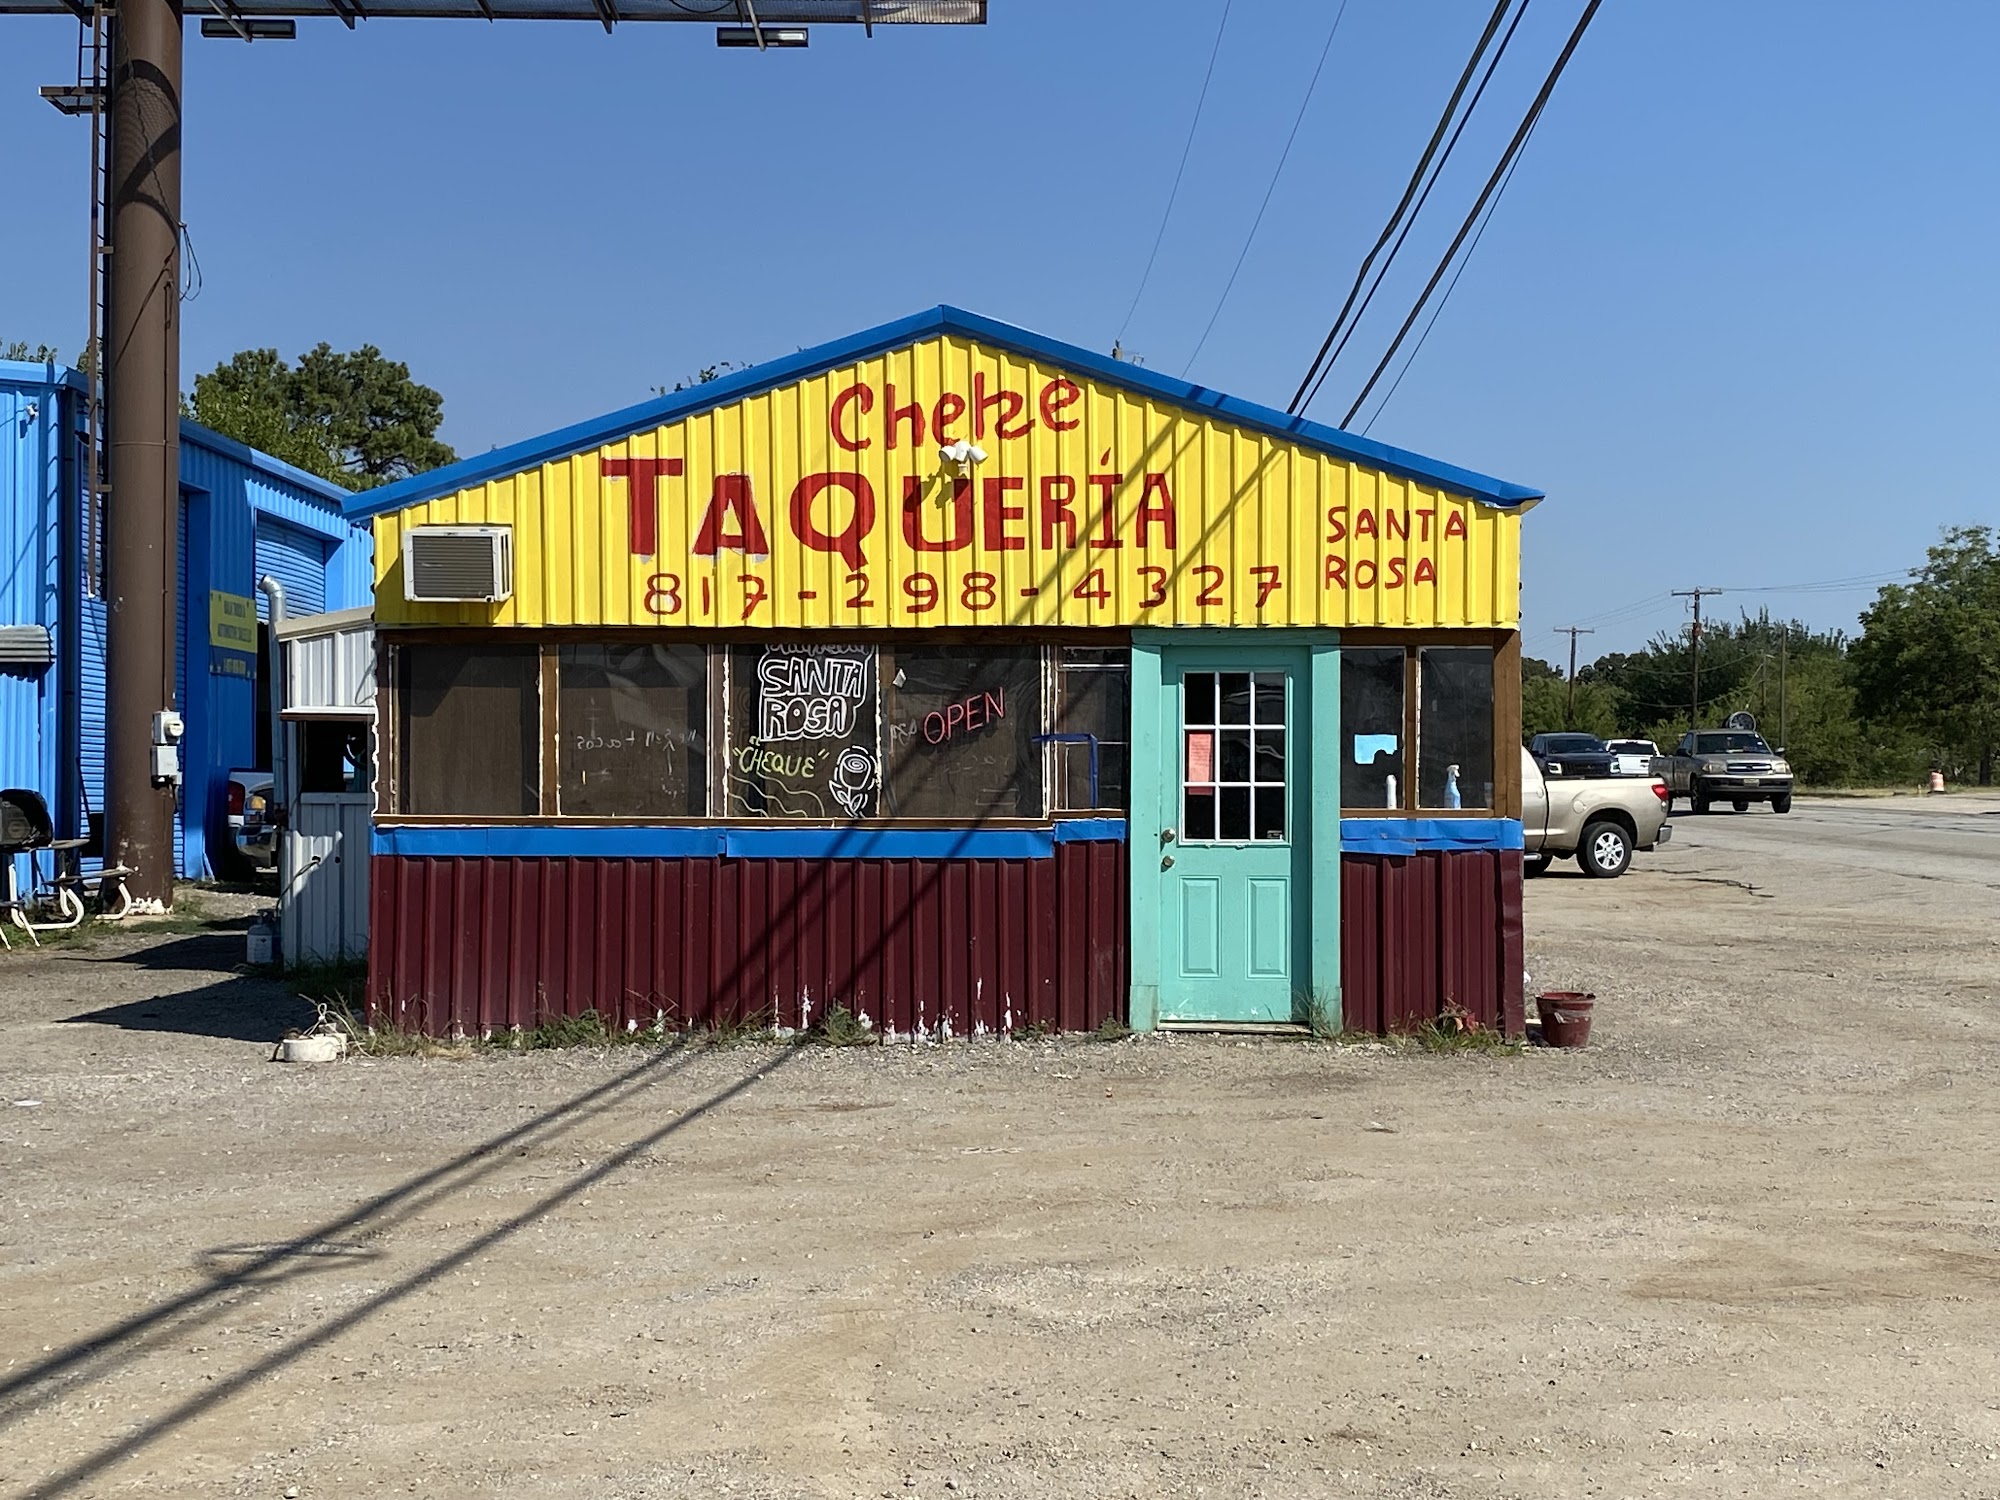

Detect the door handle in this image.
[1159,827,1176,845]
[1160,854,1175,870]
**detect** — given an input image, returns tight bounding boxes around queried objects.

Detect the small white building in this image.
[276,607,374,966]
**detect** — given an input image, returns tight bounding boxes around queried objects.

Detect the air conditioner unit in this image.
[402,526,513,604]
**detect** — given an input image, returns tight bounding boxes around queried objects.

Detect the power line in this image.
[1300,0,1533,420]
[1180,0,1352,375]
[1114,0,1233,349]
[1359,118,1535,434]
[1285,0,1515,416]
[1338,0,1603,429]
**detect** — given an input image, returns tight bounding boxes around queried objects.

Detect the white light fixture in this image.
[939,439,987,466]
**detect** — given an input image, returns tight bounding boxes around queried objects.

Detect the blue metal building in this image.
[2,358,371,885]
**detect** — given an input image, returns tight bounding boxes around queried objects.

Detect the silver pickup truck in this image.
[1522,746,1672,878]
[1661,730,1794,814]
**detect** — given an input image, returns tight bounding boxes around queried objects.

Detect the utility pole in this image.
[1779,629,1788,750]
[103,0,184,907]
[1557,626,1594,728]
[1671,588,1723,733]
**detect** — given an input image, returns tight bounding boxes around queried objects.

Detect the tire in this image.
[1691,786,1711,815]
[1525,854,1552,877]
[1772,793,1792,814]
[1578,819,1632,879]
[1732,799,1749,813]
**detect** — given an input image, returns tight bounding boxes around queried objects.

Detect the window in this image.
[386,637,1137,826]
[1181,670,1287,842]
[1341,648,1405,809]
[724,643,880,819]
[297,720,370,794]
[1418,647,1494,809]
[396,645,539,816]
[558,644,707,817]
[1050,647,1129,813]
[882,646,1043,819]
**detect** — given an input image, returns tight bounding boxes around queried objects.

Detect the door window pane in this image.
[1181,669,1287,843]
[557,644,707,817]
[1341,648,1404,809]
[1419,647,1495,809]
[396,645,539,816]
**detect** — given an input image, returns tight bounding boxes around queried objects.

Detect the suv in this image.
[1661,731,1794,814]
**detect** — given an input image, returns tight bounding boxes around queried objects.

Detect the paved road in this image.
[1663,792,2000,889]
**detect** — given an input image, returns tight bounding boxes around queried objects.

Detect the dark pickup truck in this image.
[1528,732,1616,780]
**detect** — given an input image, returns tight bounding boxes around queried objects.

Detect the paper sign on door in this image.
[1185,730,1214,784]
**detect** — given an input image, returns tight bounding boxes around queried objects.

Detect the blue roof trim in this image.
[0,360,90,395]
[179,419,356,510]
[344,305,1542,521]
[1340,817,1524,857]
[372,822,1072,861]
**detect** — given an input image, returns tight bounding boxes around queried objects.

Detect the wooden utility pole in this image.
[1671,588,1723,732]
[1557,626,1594,728]
[1779,630,1788,749]
[104,0,184,906]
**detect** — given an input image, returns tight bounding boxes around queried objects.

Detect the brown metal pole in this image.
[104,0,183,907]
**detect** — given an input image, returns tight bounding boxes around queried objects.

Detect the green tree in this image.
[1521,654,1619,741]
[187,344,456,491]
[1852,526,2000,784]
[3,339,63,363]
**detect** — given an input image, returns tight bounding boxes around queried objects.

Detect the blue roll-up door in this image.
[254,518,329,619]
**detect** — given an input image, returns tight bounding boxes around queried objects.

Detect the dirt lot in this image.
[4,802,2000,1500]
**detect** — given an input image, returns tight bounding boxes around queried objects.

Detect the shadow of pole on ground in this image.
[10,1043,797,1500]
[0,1036,719,1438]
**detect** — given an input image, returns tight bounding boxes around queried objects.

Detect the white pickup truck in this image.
[1522,746,1672,878]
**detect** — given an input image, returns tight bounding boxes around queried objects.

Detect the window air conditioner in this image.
[402,526,513,604]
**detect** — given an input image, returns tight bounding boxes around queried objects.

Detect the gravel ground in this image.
[3,813,2000,1500]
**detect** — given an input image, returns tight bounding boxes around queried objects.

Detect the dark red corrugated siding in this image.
[1340,849,1524,1036]
[367,845,1128,1038]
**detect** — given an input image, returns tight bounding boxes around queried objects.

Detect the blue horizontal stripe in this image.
[344,306,1540,522]
[371,821,1127,861]
[1052,817,1128,843]
[1340,818,1524,857]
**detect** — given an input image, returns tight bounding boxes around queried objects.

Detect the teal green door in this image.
[1155,649,1309,1024]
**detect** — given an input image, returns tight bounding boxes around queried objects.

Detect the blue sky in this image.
[4,1,1996,662]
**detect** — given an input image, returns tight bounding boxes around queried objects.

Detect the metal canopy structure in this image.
[10,0,983,908]
[4,0,982,26]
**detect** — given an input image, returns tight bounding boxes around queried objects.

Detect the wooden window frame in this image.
[376,630,1133,830]
[1337,629,1520,821]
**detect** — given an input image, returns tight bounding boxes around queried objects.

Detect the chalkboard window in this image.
[558,644,708,817]
[724,643,881,819]
[1052,647,1129,812]
[396,645,540,816]
[882,646,1043,820]
[1418,647,1494,809]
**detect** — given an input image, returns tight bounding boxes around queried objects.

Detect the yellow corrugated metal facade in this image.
[373,334,1521,631]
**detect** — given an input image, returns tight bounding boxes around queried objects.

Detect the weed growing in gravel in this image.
[1405,1007,1523,1055]
[808,1005,878,1047]
[1089,1015,1133,1042]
